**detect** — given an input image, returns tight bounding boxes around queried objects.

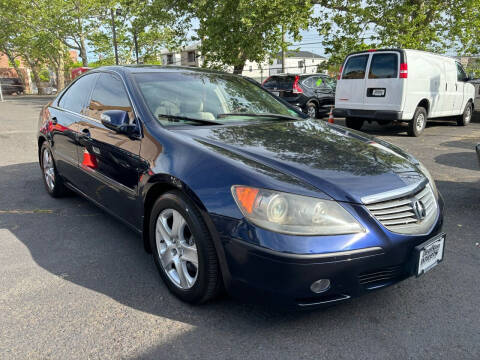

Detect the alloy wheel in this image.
[155,209,199,289]
[307,105,316,118]
[42,148,55,191]
[465,105,472,124]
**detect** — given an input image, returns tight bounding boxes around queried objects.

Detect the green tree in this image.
[313,0,456,69]
[178,0,313,73]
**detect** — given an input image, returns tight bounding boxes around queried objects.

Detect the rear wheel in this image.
[305,102,318,118]
[40,142,68,197]
[149,190,222,304]
[345,117,364,130]
[407,107,427,137]
[457,101,472,126]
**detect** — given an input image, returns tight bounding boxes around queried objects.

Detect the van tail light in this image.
[337,66,343,80]
[292,75,303,93]
[262,76,271,86]
[400,63,408,78]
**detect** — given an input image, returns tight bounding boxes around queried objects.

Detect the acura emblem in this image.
[411,199,426,221]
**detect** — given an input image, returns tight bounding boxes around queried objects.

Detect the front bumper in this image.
[212,196,444,309]
[333,108,403,121]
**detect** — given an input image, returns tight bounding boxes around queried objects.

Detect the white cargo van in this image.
[334,49,475,136]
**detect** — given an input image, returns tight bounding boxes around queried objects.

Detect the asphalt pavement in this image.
[0,95,479,359]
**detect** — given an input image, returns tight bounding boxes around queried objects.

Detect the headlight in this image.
[231,186,364,235]
[417,161,438,198]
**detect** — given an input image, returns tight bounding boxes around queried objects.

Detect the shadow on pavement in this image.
[1,162,479,359]
[435,151,479,171]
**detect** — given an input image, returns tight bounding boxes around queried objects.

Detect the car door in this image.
[312,76,334,103]
[49,73,98,184]
[363,52,402,112]
[454,62,468,114]
[75,72,144,228]
[335,54,370,109]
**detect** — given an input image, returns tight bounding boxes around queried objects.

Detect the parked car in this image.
[469,78,480,113]
[262,74,335,118]
[37,66,445,309]
[476,144,480,167]
[334,49,476,136]
[0,77,25,95]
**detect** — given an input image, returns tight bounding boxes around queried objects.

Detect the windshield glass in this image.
[134,71,303,126]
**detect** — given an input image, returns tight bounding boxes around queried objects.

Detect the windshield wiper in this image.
[217,113,301,121]
[157,114,221,126]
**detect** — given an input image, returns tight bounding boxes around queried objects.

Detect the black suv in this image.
[0,78,25,95]
[262,74,335,118]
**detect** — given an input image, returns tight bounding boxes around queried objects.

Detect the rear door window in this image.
[369,53,398,79]
[58,73,97,113]
[342,55,369,79]
[263,76,295,90]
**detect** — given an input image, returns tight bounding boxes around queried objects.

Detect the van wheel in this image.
[457,102,472,126]
[408,107,427,137]
[149,190,222,304]
[305,102,318,118]
[345,117,364,130]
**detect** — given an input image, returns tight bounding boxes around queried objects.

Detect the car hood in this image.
[178,120,424,203]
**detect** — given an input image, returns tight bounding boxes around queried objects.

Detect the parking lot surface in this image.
[0,96,479,359]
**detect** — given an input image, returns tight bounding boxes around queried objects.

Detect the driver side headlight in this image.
[231,186,364,236]
[417,161,438,199]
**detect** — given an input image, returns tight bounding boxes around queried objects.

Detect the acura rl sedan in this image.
[37,66,445,308]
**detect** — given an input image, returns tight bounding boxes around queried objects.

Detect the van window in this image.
[342,55,368,79]
[369,53,398,79]
[456,62,467,82]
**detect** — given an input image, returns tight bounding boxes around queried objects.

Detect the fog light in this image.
[310,279,331,294]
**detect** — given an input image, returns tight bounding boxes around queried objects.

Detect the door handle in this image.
[51,116,57,125]
[81,128,91,138]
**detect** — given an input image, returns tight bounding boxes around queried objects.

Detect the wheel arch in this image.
[416,99,430,116]
[141,176,231,287]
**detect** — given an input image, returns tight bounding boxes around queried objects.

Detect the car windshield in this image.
[134,71,303,126]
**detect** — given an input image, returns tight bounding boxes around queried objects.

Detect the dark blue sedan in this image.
[37,66,445,308]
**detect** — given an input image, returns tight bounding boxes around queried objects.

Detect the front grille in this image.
[366,184,437,234]
[358,265,403,287]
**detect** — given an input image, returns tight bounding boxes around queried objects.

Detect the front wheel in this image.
[457,102,473,126]
[407,107,427,137]
[345,117,364,130]
[149,190,222,304]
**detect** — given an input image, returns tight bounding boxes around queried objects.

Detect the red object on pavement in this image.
[328,106,334,123]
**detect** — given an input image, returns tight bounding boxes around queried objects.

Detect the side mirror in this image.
[100,110,139,138]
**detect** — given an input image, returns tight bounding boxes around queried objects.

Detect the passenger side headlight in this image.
[231,186,364,235]
[417,161,438,199]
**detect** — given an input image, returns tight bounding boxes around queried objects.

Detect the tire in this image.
[345,117,364,130]
[149,190,222,304]
[457,101,473,126]
[305,102,318,118]
[39,142,68,197]
[407,107,427,137]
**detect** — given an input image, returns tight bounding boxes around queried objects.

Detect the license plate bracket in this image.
[414,233,446,277]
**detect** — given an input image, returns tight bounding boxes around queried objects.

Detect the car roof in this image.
[94,65,233,76]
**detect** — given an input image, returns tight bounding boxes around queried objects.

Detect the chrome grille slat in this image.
[370,205,414,216]
[365,184,438,235]
[376,211,416,221]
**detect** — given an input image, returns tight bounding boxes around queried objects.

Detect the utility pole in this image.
[111,9,119,65]
[281,25,285,73]
[133,29,139,64]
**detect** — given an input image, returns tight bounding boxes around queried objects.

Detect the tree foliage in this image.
[179,0,313,73]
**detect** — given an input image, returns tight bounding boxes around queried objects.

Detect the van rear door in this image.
[363,51,403,112]
[335,54,369,109]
